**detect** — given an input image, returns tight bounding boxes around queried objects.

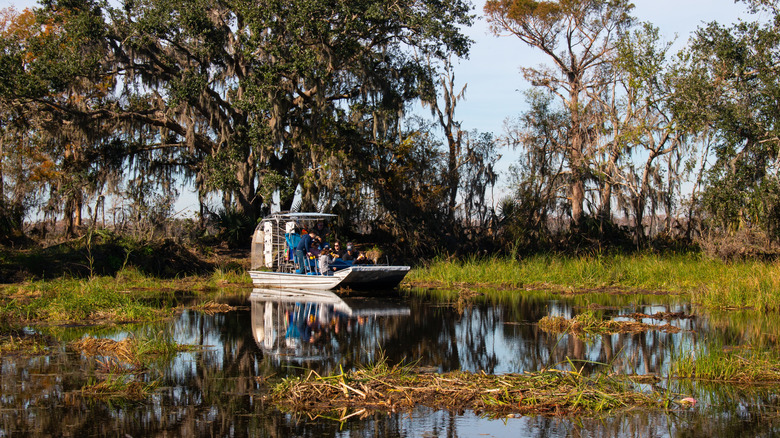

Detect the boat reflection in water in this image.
[249,288,410,365]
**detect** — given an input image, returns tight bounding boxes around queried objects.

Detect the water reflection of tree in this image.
[7,294,780,436]
[499,300,701,376]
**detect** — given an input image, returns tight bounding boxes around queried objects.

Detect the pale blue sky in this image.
[455,0,751,137]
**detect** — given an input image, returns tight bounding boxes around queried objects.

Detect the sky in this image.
[0,0,755,211]
[454,0,751,137]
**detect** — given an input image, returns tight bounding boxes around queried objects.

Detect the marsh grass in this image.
[271,357,680,420]
[409,254,780,311]
[0,333,49,355]
[672,345,780,382]
[0,267,251,324]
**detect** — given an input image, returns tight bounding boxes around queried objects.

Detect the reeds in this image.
[671,346,780,382]
[409,254,780,311]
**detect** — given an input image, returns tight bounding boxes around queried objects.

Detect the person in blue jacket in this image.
[294,229,316,273]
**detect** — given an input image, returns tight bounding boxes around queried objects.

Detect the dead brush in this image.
[71,336,136,363]
[271,362,678,420]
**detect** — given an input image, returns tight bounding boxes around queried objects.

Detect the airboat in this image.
[248,212,410,290]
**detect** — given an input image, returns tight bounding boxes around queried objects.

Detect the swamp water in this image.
[3,287,780,437]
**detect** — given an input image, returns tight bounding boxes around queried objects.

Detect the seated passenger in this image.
[332,241,344,258]
[353,252,369,265]
[341,242,359,261]
[319,245,333,275]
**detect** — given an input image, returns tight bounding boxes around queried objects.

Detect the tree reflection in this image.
[3,288,780,436]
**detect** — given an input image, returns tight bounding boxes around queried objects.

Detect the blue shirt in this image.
[296,233,312,252]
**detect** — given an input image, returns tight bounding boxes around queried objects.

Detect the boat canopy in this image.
[250,212,337,271]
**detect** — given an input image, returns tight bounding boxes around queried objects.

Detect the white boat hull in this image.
[248,270,347,290]
[248,265,410,290]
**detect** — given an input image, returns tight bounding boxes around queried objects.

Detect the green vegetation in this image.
[409,254,780,311]
[80,375,158,403]
[672,346,780,382]
[0,268,251,324]
[0,332,49,354]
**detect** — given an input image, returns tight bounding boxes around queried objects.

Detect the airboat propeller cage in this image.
[250,212,337,270]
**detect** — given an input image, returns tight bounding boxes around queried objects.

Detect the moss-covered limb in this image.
[270,363,678,419]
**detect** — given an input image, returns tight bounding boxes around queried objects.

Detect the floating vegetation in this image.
[190,301,240,314]
[625,311,695,321]
[271,359,678,420]
[538,312,681,335]
[81,374,158,403]
[71,334,195,367]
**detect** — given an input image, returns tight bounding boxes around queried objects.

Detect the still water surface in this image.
[2,287,780,436]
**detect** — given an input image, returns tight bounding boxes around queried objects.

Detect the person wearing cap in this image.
[341,242,359,262]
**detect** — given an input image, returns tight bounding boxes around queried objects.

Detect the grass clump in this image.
[71,333,195,367]
[672,346,780,382]
[538,312,681,335]
[271,357,678,420]
[81,374,158,403]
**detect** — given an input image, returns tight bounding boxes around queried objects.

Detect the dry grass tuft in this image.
[191,301,237,314]
[538,312,681,335]
[72,336,135,362]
